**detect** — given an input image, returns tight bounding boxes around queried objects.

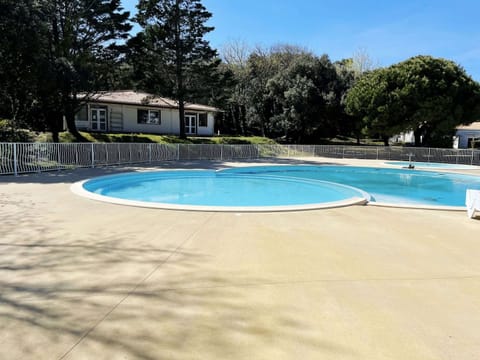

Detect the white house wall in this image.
[121,106,213,135]
[121,105,178,134]
[456,129,480,148]
[109,104,123,114]
[75,102,215,136]
[74,104,89,130]
[197,113,215,136]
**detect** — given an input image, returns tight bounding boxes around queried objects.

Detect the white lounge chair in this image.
[466,189,480,218]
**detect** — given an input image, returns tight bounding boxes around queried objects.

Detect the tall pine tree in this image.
[136,0,217,139]
[38,0,131,141]
[0,0,45,131]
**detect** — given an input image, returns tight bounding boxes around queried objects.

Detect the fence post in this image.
[471,149,475,165]
[129,143,132,163]
[75,144,79,166]
[105,143,109,165]
[149,143,152,163]
[177,144,180,161]
[57,144,61,171]
[376,147,379,160]
[91,143,95,168]
[13,143,18,176]
[37,144,41,173]
[342,146,345,159]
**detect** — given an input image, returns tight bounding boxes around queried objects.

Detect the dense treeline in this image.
[345,56,480,146]
[0,0,131,142]
[218,45,356,143]
[1,0,480,145]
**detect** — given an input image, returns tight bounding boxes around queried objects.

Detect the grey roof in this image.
[87,90,219,112]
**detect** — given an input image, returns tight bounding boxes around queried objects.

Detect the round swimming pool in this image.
[72,165,480,211]
[72,170,369,211]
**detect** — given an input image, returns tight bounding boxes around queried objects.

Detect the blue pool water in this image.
[223,166,480,207]
[80,165,480,209]
[384,161,478,170]
[82,170,367,208]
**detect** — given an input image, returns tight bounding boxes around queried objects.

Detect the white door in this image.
[91,108,107,131]
[184,114,197,135]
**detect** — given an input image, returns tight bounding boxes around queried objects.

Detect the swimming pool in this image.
[72,165,480,211]
[384,161,478,170]
[73,170,369,211]
[223,166,480,209]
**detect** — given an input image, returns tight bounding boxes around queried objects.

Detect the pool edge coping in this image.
[367,201,465,211]
[70,179,369,212]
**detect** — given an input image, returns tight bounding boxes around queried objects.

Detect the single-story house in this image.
[74,90,219,136]
[389,122,480,148]
[455,122,480,149]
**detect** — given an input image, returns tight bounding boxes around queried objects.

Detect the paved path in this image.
[1,160,479,359]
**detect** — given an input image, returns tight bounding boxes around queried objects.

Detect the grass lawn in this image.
[1,119,382,146]
[319,135,385,146]
[34,131,278,145]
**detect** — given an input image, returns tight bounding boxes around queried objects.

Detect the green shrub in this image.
[0,120,34,142]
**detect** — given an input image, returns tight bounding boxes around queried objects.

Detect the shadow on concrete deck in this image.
[0,158,344,185]
[0,200,354,359]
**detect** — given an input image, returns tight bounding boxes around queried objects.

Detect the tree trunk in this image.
[240,105,247,136]
[177,66,186,139]
[46,110,62,143]
[382,135,390,146]
[178,97,186,139]
[52,130,59,143]
[174,0,186,140]
[414,129,422,147]
[65,107,87,142]
[51,113,60,143]
[231,106,241,134]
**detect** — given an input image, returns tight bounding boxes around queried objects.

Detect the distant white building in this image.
[390,122,480,148]
[455,122,480,149]
[389,131,415,145]
[75,90,219,136]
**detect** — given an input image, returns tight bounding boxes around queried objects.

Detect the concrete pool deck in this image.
[1,158,480,359]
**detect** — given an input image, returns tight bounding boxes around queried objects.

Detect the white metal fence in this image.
[1,143,479,176]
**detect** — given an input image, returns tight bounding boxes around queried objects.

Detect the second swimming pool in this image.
[223,166,480,208]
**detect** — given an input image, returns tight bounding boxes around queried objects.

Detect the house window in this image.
[137,109,161,125]
[198,113,208,127]
[467,137,480,148]
[75,105,88,122]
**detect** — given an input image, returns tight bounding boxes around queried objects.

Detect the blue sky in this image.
[122,0,480,80]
